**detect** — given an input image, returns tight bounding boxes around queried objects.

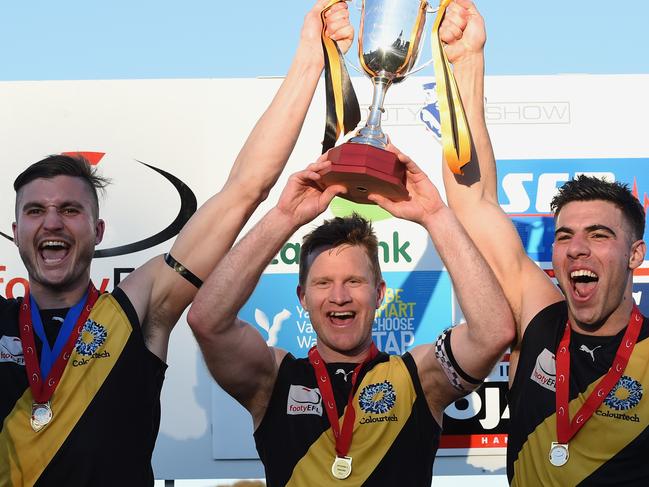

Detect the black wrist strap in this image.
[164,253,203,289]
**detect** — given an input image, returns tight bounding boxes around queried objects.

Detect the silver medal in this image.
[31,401,53,432]
[549,442,569,467]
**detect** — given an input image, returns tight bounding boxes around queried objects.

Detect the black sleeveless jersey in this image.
[254,351,440,487]
[0,288,167,486]
[508,301,649,486]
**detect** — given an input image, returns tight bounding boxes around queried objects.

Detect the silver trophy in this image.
[321,0,433,204]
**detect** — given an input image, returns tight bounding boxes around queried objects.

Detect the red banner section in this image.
[440,434,508,449]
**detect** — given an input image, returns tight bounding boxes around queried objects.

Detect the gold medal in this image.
[31,401,53,432]
[549,442,569,467]
[331,456,352,480]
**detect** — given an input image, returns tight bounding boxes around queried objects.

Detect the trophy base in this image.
[320,143,408,205]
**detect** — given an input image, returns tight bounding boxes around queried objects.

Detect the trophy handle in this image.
[345,61,364,75]
[406,58,433,76]
[343,0,364,75]
[401,4,439,77]
[344,58,365,76]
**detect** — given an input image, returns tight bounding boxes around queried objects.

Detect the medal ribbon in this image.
[19,283,99,403]
[431,0,472,175]
[555,305,643,444]
[308,343,378,458]
[320,0,361,153]
[30,289,88,379]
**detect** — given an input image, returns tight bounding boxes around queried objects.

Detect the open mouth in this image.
[570,269,599,299]
[39,240,71,264]
[328,311,356,326]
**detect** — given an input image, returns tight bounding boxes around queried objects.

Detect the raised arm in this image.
[370,149,515,421]
[187,159,344,426]
[439,0,562,337]
[119,0,354,360]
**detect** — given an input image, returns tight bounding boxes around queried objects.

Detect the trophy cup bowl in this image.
[320,0,429,204]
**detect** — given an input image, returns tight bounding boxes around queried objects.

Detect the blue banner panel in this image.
[497,158,649,261]
[239,270,453,357]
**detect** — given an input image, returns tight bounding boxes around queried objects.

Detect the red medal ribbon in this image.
[308,344,379,459]
[555,305,643,444]
[19,283,99,403]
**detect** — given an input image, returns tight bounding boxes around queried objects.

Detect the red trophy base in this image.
[319,143,408,205]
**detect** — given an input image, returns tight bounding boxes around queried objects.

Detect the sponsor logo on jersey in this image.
[358,381,399,425]
[72,320,110,367]
[0,335,24,366]
[286,385,323,416]
[76,320,108,356]
[595,375,644,423]
[335,368,354,382]
[531,348,556,392]
[597,375,643,421]
[578,344,602,362]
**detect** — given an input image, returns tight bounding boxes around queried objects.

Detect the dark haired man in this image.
[188,149,514,486]
[440,1,649,485]
[0,2,353,484]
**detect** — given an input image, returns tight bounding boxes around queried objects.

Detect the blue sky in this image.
[1,0,647,80]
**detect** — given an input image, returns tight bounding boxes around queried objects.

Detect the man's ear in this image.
[376,280,386,309]
[95,219,105,245]
[297,285,307,309]
[629,239,646,270]
[11,222,18,248]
